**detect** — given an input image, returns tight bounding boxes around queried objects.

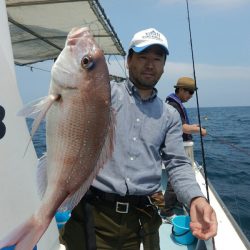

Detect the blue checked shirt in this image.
[93,79,203,206]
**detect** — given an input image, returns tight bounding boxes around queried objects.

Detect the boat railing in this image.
[184,142,250,249]
[183,141,194,167]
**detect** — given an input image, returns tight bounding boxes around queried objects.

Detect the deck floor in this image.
[159,221,198,250]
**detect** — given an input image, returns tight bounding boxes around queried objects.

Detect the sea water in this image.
[27,106,250,241]
[189,106,250,241]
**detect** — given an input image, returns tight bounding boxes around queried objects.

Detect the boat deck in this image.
[160,221,198,249]
[160,221,215,250]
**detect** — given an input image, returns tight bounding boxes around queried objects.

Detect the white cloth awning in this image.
[6,0,126,65]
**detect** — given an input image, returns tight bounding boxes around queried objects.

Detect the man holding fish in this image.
[60,28,217,250]
[0,27,217,250]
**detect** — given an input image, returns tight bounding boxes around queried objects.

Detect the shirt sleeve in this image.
[161,108,204,207]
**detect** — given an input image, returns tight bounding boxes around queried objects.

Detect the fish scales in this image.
[0,27,115,250]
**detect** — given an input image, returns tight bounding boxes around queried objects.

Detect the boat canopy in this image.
[6,0,126,65]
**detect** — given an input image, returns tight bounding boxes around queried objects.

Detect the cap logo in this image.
[143,30,163,42]
[129,28,169,55]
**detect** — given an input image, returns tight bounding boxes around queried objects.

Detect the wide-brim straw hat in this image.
[174,77,198,90]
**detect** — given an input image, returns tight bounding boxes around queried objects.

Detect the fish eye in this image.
[81,55,94,69]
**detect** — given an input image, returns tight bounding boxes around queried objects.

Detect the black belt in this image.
[89,186,153,213]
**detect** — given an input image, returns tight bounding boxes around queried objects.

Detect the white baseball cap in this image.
[129,28,169,55]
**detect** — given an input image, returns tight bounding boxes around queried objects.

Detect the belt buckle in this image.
[116,201,129,213]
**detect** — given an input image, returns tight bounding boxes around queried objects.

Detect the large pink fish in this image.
[0,27,115,250]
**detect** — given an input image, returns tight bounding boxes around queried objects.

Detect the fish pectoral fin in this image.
[29,94,60,137]
[17,95,59,119]
[19,94,60,156]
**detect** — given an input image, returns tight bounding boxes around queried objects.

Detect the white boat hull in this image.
[157,141,250,250]
[0,2,61,249]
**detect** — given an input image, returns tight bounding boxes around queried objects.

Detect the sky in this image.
[15,0,250,108]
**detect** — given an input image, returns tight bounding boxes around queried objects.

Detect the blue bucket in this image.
[172,215,195,245]
[1,246,37,250]
[55,210,71,229]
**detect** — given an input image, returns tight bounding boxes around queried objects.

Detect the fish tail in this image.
[0,214,48,250]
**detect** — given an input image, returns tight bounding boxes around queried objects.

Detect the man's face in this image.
[178,88,194,103]
[127,45,166,90]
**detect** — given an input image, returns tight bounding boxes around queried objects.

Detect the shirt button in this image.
[133,137,137,141]
[136,118,140,122]
[130,156,134,161]
[126,178,130,181]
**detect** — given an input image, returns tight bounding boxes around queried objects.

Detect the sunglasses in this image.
[183,88,194,95]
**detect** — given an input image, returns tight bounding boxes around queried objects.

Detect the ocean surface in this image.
[27,106,250,242]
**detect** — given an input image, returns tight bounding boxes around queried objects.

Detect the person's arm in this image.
[189,197,218,240]
[161,108,204,205]
[162,107,217,239]
[167,102,207,137]
[182,123,207,136]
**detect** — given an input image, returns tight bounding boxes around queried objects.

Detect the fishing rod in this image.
[185,0,210,201]
[185,3,216,248]
[185,2,219,249]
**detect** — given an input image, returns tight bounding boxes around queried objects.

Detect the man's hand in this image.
[189,197,217,240]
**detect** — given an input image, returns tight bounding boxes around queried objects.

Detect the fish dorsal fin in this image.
[18,94,60,156]
[58,108,116,211]
[96,107,116,168]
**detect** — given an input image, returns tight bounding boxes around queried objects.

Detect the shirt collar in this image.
[125,78,158,102]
